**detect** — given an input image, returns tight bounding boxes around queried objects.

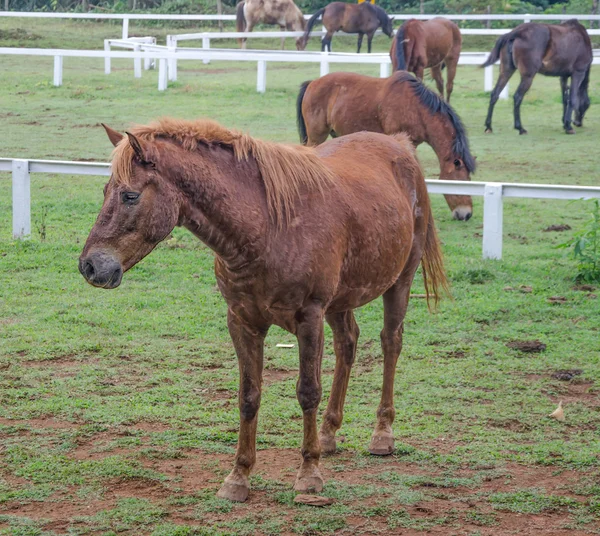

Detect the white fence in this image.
[2,157,600,260]
[2,11,600,39]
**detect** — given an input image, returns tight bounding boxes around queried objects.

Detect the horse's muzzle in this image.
[79,251,123,289]
[452,206,472,221]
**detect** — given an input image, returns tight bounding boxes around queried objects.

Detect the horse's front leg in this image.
[357,33,364,53]
[217,309,268,502]
[366,31,375,53]
[294,303,325,493]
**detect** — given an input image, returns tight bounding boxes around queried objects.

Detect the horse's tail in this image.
[302,7,325,46]
[236,1,246,44]
[421,201,450,311]
[296,80,312,145]
[393,23,407,71]
[481,32,513,68]
[580,63,591,100]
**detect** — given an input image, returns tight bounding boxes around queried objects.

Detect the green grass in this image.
[1,18,599,536]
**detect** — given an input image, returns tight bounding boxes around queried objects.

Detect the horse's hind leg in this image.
[565,71,585,133]
[513,73,535,135]
[560,76,570,126]
[369,263,419,455]
[319,311,360,454]
[444,57,459,103]
[367,30,375,53]
[357,33,364,53]
[484,62,516,133]
[430,64,445,99]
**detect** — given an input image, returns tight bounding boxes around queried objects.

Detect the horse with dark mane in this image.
[79,118,448,502]
[391,17,462,102]
[298,2,394,52]
[236,0,306,50]
[297,71,475,221]
[482,19,592,135]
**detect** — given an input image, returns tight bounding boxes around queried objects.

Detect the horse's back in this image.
[423,17,460,62]
[548,20,592,73]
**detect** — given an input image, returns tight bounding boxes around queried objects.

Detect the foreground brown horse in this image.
[299,2,394,52]
[391,17,462,102]
[79,119,447,502]
[482,19,592,135]
[236,0,306,49]
[297,71,475,221]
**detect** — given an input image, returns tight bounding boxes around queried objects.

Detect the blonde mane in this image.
[111,118,336,226]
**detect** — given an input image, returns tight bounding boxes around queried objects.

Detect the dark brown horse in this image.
[236,0,306,50]
[298,2,394,52]
[79,119,448,502]
[391,17,462,102]
[482,19,592,135]
[297,71,476,221]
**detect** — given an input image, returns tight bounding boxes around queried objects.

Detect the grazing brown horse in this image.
[297,71,476,221]
[79,119,448,502]
[482,19,592,135]
[236,0,306,50]
[298,2,394,52]
[391,17,462,102]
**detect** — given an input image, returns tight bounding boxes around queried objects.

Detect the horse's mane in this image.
[111,118,336,226]
[369,4,391,28]
[391,72,476,173]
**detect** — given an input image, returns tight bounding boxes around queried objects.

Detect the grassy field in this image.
[1,19,600,536]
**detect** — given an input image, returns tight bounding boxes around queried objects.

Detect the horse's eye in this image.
[121,192,140,205]
[454,159,462,168]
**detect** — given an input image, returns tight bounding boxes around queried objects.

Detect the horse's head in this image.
[383,16,395,38]
[440,157,474,221]
[296,35,307,51]
[79,125,181,289]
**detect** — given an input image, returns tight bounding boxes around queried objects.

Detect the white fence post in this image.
[104,39,111,74]
[202,36,211,65]
[158,58,168,91]
[257,60,266,93]
[133,45,142,78]
[482,183,503,260]
[167,38,178,82]
[524,13,531,23]
[122,18,129,39]
[380,62,389,78]
[12,159,31,239]
[320,54,329,77]
[484,65,493,91]
[53,55,63,86]
[500,83,509,100]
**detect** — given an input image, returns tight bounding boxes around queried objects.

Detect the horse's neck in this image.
[422,112,456,167]
[170,144,269,266]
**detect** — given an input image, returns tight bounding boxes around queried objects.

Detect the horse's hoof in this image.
[484,128,493,134]
[573,120,582,127]
[369,431,395,456]
[319,434,337,455]
[294,466,324,493]
[217,477,249,502]
[566,128,576,135]
[519,129,528,135]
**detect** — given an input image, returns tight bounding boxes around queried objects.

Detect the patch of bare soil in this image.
[544,224,572,232]
[506,340,547,353]
[0,417,79,429]
[263,367,297,385]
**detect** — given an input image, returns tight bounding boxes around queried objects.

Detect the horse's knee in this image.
[239,382,261,421]
[297,378,322,412]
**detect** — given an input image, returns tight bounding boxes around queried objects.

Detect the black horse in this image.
[482,19,592,135]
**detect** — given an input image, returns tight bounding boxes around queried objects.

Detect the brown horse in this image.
[298,2,394,52]
[236,0,306,50]
[482,19,592,135]
[391,17,462,102]
[79,119,448,502]
[296,71,476,221]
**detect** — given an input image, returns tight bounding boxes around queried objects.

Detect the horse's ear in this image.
[125,132,150,163]
[389,16,395,22]
[102,123,124,147]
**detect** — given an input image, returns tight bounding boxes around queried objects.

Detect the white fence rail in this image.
[2,11,600,39]
[2,157,600,260]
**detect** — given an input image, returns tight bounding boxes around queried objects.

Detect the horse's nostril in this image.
[83,261,95,280]
[465,212,472,221]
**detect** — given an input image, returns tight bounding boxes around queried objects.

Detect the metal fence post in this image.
[133,45,142,78]
[12,159,31,239]
[380,62,389,78]
[257,60,266,93]
[482,183,503,259]
[158,58,168,91]
[104,39,111,74]
[53,55,63,86]
[202,36,211,65]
